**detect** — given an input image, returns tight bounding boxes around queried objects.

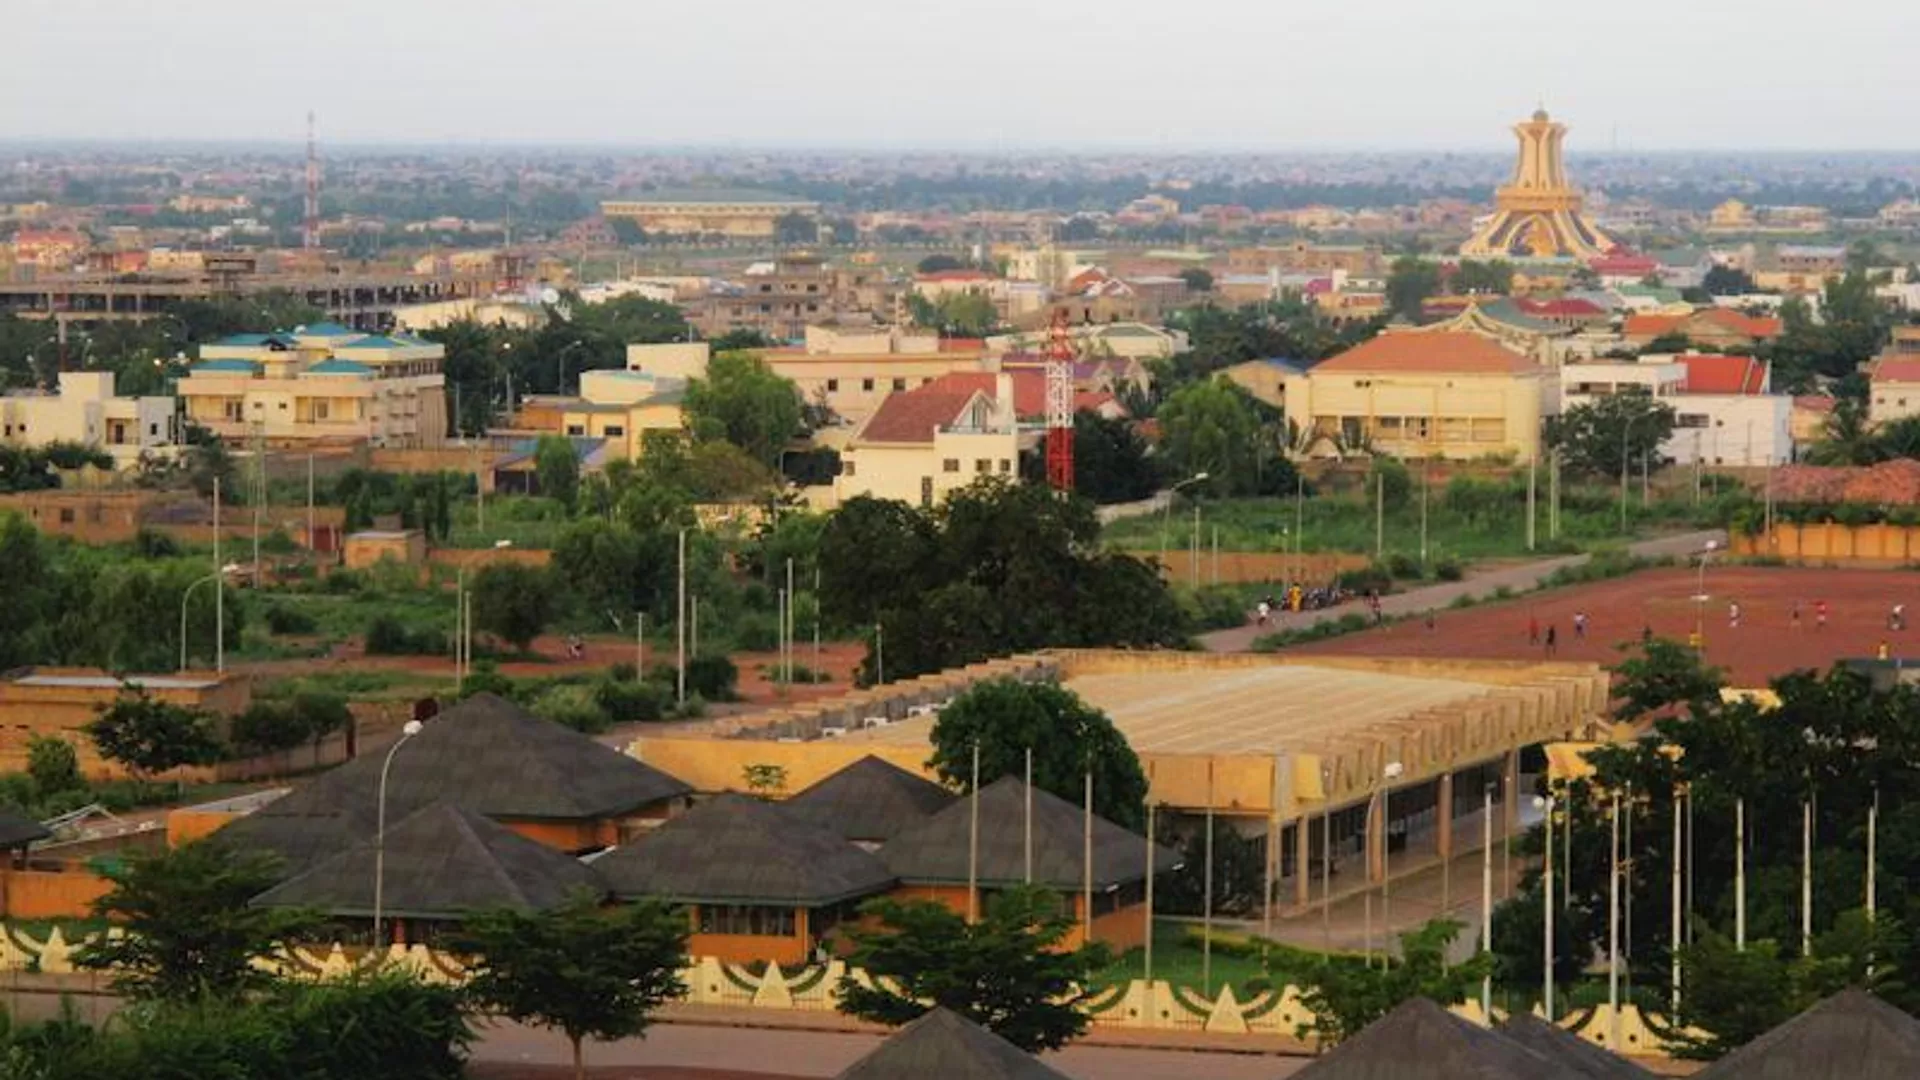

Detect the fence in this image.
[1124,550,1373,588]
[1730,523,1920,564]
[0,923,1692,1058]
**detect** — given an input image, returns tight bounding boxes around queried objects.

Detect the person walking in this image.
[1728,601,1742,630]
[1790,599,1802,630]
[1816,599,1829,630]
[1544,624,1558,657]
[1528,615,1540,645]
[1573,611,1588,640]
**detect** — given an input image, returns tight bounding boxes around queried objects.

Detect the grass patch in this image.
[1092,919,1324,997]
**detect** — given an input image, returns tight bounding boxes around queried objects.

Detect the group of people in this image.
[1526,611,1589,656]
[1252,582,1359,627]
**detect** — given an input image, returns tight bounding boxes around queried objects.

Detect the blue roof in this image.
[304,359,374,376]
[333,335,412,350]
[193,359,263,375]
[296,321,359,337]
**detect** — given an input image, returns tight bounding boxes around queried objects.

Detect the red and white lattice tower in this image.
[303,111,320,250]
[1044,308,1075,491]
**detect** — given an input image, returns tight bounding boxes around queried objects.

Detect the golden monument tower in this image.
[1460,108,1613,259]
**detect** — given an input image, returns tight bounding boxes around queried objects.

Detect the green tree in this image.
[1450,259,1514,295]
[454,893,689,1080]
[1155,378,1265,495]
[1542,393,1677,478]
[1037,411,1158,504]
[534,435,580,511]
[929,679,1149,830]
[1385,256,1442,320]
[1296,919,1492,1045]
[228,692,352,755]
[837,885,1110,1053]
[85,690,225,782]
[1806,395,1882,465]
[916,254,966,274]
[1611,638,1727,723]
[818,497,938,628]
[469,563,556,652]
[1702,264,1758,295]
[75,840,316,1001]
[25,734,83,795]
[1178,267,1214,293]
[683,352,805,467]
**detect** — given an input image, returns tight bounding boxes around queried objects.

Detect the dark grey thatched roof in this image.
[1497,1013,1652,1079]
[214,693,689,875]
[835,1008,1071,1080]
[1293,998,1572,1080]
[0,809,51,849]
[784,756,954,843]
[1698,988,1920,1080]
[878,776,1177,891]
[595,793,895,907]
[249,802,602,920]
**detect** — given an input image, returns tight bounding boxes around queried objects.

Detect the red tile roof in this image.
[1515,297,1606,318]
[1624,308,1784,340]
[1678,354,1769,395]
[1315,331,1536,375]
[1793,395,1837,413]
[1874,358,1920,384]
[922,372,1119,420]
[857,389,980,444]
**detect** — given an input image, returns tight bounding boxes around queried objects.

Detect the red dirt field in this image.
[1287,566,1920,686]
[469,1068,803,1080]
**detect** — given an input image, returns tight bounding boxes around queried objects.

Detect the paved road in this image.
[1200,531,1725,653]
[475,1020,1305,1080]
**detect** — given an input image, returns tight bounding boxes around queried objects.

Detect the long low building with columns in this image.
[628,649,1610,916]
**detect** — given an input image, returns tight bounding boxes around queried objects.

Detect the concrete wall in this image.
[0,866,112,921]
[1127,550,1372,587]
[1732,522,1920,564]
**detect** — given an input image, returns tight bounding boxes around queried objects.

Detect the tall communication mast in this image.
[1044,308,1075,492]
[303,111,320,250]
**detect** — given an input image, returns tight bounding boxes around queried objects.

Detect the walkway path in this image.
[1199,530,1725,653]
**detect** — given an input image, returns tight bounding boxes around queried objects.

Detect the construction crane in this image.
[1044,309,1075,492]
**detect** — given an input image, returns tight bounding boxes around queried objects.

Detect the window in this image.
[999,459,1012,473]
[975,459,990,473]
[565,424,586,436]
[891,378,906,391]
[696,905,795,937]
[148,423,159,437]
[861,378,875,392]
[1677,413,1709,429]
[58,509,74,525]
[943,459,960,473]
[842,459,856,477]
[312,401,329,421]
[920,476,934,506]
[604,425,625,437]
[277,402,287,409]
[224,401,244,421]
[826,379,840,392]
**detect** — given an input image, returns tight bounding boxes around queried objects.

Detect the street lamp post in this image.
[372,719,425,950]
[1159,473,1210,565]
[1692,540,1720,650]
[1378,760,1404,963]
[178,566,238,672]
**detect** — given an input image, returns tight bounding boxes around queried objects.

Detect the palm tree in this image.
[1805,397,1881,466]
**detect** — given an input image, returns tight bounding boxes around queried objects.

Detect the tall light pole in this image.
[1608,790,1622,1050]
[1378,760,1404,961]
[179,566,238,672]
[372,719,424,949]
[1693,540,1719,651]
[676,528,688,706]
[1158,472,1209,565]
[1536,791,1555,1019]
[1620,412,1647,533]
[213,476,225,673]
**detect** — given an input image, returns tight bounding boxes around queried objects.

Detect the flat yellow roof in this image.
[846,665,1494,758]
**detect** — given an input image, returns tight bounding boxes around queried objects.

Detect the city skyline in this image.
[6,0,1920,151]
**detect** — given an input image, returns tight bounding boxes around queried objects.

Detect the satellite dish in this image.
[540,287,561,306]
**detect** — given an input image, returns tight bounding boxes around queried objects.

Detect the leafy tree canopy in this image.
[1543,393,1677,477]
[929,678,1149,829]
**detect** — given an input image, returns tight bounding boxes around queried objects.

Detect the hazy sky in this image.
[6,0,1918,151]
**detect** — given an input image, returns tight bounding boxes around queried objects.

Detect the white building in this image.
[0,372,176,467]
[1558,354,1792,465]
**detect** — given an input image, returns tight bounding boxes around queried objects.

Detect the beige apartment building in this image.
[835,377,1020,507]
[763,326,989,426]
[0,371,177,467]
[686,254,896,342]
[506,370,688,461]
[177,323,447,448]
[1285,332,1554,461]
[599,190,820,239]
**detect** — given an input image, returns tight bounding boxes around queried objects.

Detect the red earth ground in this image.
[1287,565,1920,686]
[469,1069,801,1080]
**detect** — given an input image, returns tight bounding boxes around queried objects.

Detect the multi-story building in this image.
[1869,327,1920,426]
[834,376,1019,508]
[0,371,177,467]
[687,254,895,342]
[505,369,688,461]
[599,189,820,240]
[177,323,447,448]
[1284,331,1555,461]
[762,327,988,426]
[1559,354,1790,465]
